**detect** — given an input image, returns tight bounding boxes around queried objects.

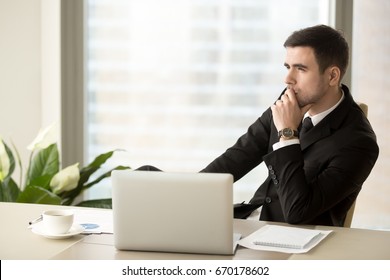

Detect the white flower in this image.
[0,137,10,182]
[27,122,58,151]
[50,163,80,194]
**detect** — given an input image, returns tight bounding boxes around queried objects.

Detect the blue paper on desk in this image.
[73,209,113,234]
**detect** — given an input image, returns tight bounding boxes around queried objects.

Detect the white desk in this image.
[1,202,389,260]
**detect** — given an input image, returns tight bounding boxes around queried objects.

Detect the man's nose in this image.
[284,70,295,86]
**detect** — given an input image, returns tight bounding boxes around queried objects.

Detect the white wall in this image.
[0,0,42,171]
[41,0,61,130]
[0,0,60,179]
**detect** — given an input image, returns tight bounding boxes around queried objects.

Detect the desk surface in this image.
[1,202,389,260]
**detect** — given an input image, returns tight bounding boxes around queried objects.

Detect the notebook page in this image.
[237,225,333,253]
[252,225,322,249]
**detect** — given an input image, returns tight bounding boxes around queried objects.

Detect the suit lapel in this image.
[300,123,331,150]
[300,84,354,151]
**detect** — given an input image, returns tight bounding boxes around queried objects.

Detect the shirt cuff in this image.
[273,139,300,151]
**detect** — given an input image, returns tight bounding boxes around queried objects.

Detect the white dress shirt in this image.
[272,91,345,151]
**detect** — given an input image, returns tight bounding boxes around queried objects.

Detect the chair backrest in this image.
[343,102,368,228]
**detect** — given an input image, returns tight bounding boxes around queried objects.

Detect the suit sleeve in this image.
[201,107,274,182]
[264,133,379,224]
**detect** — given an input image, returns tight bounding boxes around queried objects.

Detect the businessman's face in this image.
[283,46,331,109]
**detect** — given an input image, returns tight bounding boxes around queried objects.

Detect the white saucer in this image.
[31,223,85,239]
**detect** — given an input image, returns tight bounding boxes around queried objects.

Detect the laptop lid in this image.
[111,170,234,255]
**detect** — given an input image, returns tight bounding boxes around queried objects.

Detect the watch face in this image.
[282,128,293,137]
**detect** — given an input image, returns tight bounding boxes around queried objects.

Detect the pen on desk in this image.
[28,215,43,225]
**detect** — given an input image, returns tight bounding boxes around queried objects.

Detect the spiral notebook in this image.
[252,225,323,249]
[238,225,332,253]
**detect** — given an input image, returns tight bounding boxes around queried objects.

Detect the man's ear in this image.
[328,66,341,86]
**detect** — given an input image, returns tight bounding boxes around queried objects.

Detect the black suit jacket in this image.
[201,84,379,226]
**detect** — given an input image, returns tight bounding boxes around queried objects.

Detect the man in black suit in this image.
[201,25,379,226]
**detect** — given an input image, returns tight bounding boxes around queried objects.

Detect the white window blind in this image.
[85,0,330,202]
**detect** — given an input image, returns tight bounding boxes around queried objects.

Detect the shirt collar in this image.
[304,88,345,126]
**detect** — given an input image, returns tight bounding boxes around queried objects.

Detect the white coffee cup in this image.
[42,210,74,234]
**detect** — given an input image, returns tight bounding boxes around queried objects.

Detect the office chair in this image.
[343,102,368,228]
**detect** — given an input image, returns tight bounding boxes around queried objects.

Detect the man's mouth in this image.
[287,86,298,95]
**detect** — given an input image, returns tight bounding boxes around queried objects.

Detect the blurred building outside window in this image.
[84,0,330,202]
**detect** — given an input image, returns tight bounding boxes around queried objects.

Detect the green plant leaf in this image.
[29,174,53,190]
[75,198,112,209]
[79,150,116,186]
[60,150,126,205]
[26,143,59,187]
[0,177,20,202]
[83,165,130,190]
[17,185,61,205]
[10,139,23,187]
[3,141,16,180]
[61,165,130,206]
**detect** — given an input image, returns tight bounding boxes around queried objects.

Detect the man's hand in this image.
[271,88,312,132]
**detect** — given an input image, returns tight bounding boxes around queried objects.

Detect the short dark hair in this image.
[284,25,349,79]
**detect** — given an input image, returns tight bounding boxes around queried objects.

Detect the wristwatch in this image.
[278,128,298,139]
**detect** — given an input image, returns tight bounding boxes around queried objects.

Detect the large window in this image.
[350,0,390,229]
[84,0,330,202]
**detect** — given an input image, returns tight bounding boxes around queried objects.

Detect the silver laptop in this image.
[111,170,234,255]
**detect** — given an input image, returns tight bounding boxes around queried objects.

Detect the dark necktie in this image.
[300,117,313,136]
